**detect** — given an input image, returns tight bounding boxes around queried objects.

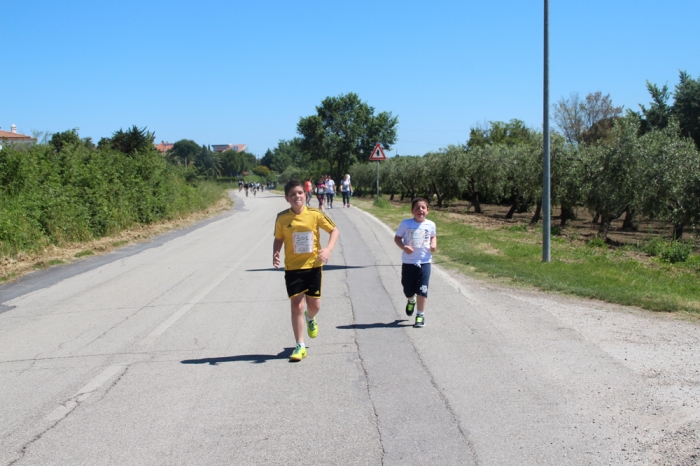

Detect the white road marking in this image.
[140,233,270,345]
[45,364,126,423]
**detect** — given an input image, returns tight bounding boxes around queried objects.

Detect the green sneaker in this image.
[405,299,416,316]
[414,314,425,328]
[290,344,307,361]
[305,310,318,338]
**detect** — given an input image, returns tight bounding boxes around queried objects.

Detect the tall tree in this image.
[268,138,309,173]
[260,149,275,169]
[297,93,398,180]
[671,71,700,149]
[638,82,672,133]
[638,71,700,149]
[220,149,256,175]
[167,139,200,167]
[553,92,623,145]
[49,128,82,152]
[107,125,156,154]
[194,145,221,178]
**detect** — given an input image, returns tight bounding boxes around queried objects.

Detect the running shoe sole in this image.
[290,346,307,361]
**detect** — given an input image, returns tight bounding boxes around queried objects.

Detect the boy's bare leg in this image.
[291,295,322,343]
[417,295,428,313]
[290,294,307,343]
[306,296,321,319]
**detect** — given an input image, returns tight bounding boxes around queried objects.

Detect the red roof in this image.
[155,142,174,152]
[0,129,33,140]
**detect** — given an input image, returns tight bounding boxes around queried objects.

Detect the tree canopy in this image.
[167,139,200,166]
[297,93,398,180]
[553,92,623,145]
[220,149,257,176]
[98,125,155,155]
[638,70,700,149]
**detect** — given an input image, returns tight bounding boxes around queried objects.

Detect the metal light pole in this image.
[542,0,551,263]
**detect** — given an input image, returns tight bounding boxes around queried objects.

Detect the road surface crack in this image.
[8,364,129,465]
[357,207,482,465]
[345,261,386,465]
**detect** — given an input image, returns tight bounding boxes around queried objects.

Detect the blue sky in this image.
[4,1,699,157]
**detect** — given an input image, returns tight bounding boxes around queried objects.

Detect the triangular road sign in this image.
[369,143,387,161]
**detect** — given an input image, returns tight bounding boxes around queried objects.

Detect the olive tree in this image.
[634,120,700,239]
[581,118,641,239]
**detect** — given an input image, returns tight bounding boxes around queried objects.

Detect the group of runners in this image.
[303,174,353,212]
[238,180,265,197]
[273,178,436,361]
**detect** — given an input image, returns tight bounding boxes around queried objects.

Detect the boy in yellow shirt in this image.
[273,179,340,361]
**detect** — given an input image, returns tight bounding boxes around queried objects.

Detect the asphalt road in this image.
[1,189,699,465]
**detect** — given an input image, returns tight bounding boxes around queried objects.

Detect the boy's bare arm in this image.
[318,228,339,264]
[272,238,284,268]
[430,235,437,252]
[317,227,340,263]
[394,235,414,254]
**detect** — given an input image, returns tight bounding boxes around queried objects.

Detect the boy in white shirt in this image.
[393,197,437,328]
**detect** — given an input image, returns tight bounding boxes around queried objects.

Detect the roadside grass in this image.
[353,197,700,314]
[32,259,66,270]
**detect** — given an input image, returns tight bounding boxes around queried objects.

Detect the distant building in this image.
[155,141,174,153]
[0,124,37,149]
[212,143,247,153]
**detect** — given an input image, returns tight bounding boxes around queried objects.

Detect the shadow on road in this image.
[181,347,294,365]
[336,319,411,330]
[245,265,369,272]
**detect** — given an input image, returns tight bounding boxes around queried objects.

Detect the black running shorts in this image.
[284,267,323,298]
[401,263,431,298]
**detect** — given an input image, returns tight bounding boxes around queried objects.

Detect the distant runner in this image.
[340,174,353,208]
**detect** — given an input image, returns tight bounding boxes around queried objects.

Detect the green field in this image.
[354,197,700,314]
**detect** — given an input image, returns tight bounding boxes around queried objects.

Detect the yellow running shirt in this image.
[274,207,336,270]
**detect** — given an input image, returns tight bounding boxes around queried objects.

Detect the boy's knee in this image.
[306,296,321,311]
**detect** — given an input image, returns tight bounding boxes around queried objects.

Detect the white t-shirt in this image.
[395,218,436,264]
[325,179,335,194]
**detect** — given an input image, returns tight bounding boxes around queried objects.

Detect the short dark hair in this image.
[411,197,430,209]
[284,179,303,196]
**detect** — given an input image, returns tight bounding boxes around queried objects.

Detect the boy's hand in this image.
[403,245,414,254]
[317,247,332,264]
[273,251,281,268]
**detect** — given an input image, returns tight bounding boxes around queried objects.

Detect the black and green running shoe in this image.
[405,299,416,316]
[414,314,425,328]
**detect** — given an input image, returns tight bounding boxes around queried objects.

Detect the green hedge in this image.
[0,143,222,256]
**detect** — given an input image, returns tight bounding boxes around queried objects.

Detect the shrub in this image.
[373,197,390,208]
[587,237,607,248]
[640,237,667,257]
[0,143,223,258]
[659,242,693,263]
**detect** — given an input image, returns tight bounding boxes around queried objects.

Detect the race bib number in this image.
[406,229,429,248]
[293,231,314,254]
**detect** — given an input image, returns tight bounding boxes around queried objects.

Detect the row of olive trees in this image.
[350,117,700,240]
